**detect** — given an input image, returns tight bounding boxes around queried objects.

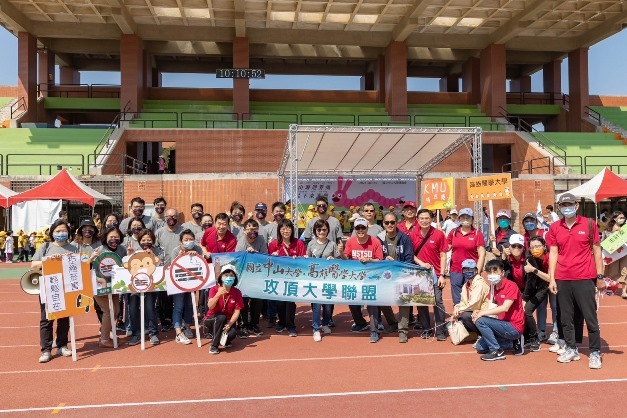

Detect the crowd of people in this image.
[22,193,611,369]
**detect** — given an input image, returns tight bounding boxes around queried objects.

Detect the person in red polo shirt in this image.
[501,234,526,292]
[447,208,486,305]
[473,259,525,361]
[413,209,448,341]
[547,192,605,369]
[489,209,515,258]
[200,213,237,262]
[205,264,245,355]
[397,201,418,235]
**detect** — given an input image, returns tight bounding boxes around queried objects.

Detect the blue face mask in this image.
[222,277,235,287]
[523,221,537,231]
[560,206,577,218]
[462,271,475,281]
[53,232,68,243]
[498,219,510,229]
[182,241,195,250]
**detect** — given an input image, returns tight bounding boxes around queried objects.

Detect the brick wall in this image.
[0,86,18,97]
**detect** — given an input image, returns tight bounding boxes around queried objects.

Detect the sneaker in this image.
[538,331,547,342]
[176,332,191,345]
[399,333,408,343]
[209,346,219,355]
[249,325,263,336]
[481,349,506,361]
[351,324,368,332]
[547,331,559,345]
[57,346,72,357]
[116,322,126,332]
[224,342,232,348]
[205,331,214,341]
[513,336,524,356]
[322,325,332,335]
[549,339,565,353]
[313,331,322,342]
[472,336,482,349]
[267,319,276,328]
[413,323,424,330]
[383,325,397,334]
[557,347,581,363]
[530,339,541,352]
[421,330,434,339]
[288,328,297,337]
[39,351,51,363]
[150,335,160,345]
[99,340,114,349]
[589,351,602,369]
[239,328,249,339]
[377,323,385,331]
[183,327,194,339]
[275,325,286,333]
[127,335,141,346]
[370,331,379,343]
[328,319,336,328]
[436,333,447,342]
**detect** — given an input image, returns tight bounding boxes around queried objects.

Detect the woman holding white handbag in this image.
[450,259,491,342]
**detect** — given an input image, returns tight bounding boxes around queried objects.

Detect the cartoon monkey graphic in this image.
[123,252,164,293]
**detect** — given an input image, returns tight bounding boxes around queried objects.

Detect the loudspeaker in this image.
[20,270,41,295]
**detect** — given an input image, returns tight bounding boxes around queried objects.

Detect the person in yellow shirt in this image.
[376,206,384,226]
[34,232,45,251]
[17,231,29,262]
[0,231,6,262]
[329,205,339,220]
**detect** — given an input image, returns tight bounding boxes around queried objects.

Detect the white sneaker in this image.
[589,351,602,369]
[176,332,191,345]
[313,331,322,342]
[549,339,565,353]
[547,331,559,345]
[322,325,332,335]
[557,347,580,363]
[57,346,72,357]
[39,351,51,363]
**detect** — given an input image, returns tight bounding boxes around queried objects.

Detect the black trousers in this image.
[555,290,585,343]
[39,302,69,353]
[276,301,296,329]
[459,311,479,334]
[524,287,549,341]
[557,279,600,351]
[205,315,237,349]
[239,297,263,328]
[156,291,173,324]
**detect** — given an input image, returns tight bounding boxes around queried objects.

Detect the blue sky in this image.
[0,26,626,94]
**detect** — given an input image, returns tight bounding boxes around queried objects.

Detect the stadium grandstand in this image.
[1,0,627,221]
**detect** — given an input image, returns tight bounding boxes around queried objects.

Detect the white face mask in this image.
[487,274,501,285]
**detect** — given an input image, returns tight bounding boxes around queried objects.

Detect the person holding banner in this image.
[343,217,385,343]
[206,264,244,355]
[94,226,126,347]
[268,219,306,336]
[31,219,77,363]
[306,219,342,341]
[447,208,486,305]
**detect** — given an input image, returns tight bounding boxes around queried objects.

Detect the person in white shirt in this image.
[545,205,560,226]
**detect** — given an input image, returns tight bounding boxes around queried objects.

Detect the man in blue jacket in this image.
[378,212,414,342]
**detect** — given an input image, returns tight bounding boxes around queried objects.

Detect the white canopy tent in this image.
[278,125,483,224]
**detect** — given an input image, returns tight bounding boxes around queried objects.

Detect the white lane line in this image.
[2,377,627,414]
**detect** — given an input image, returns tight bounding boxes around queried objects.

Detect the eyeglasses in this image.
[510,244,524,249]
[316,228,328,232]
[191,210,203,214]
[363,210,374,213]
[165,216,177,220]
[354,226,367,230]
[383,221,396,225]
[317,205,327,209]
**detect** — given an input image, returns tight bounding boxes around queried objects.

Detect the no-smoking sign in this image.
[167,253,215,294]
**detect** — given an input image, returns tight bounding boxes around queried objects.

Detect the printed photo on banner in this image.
[166,252,216,295]
[421,177,454,210]
[110,251,166,294]
[91,252,123,296]
[40,253,94,320]
[213,252,435,306]
[466,173,512,201]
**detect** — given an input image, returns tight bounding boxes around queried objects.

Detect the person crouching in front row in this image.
[205,264,244,355]
[451,259,490,343]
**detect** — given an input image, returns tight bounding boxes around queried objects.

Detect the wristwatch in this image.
[533,268,538,275]
[596,274,604,280]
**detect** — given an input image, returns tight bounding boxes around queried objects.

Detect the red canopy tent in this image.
[0,184,17,208]
[557,168,627,203]
[7,169,112,207]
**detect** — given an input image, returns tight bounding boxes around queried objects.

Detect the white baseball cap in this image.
[509,234,524,246]
[354,218,368,228]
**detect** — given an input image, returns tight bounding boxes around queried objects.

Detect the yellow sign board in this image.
[421,177,455,210]
[466,174,512,201]
[41,253,94,320]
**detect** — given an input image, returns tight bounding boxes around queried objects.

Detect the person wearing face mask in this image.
[501,234,527,292]
[489,209,515,257]
[604,210,626,239]
[547,192,605,369]
[151,197,167,232]
[31,220,78,363]
[447,208,486,305]
[72,219,103,323]
[201,213,214,232]
[92,227,126,346]
[103,213,121,230]
[169,229,202,345]
[229,201,247,239]
[205,264,244,355]
[521,212,547,249]
[123,218,146,255]
[521,236,551,352]
[235,219,268,338]
[472,259,525,361]
[253,202,273,245]
[302,196,344,247]
[603,219,627,288]
[263,202,287,327]
[452,259,491,339]
[181,203,204,242]
[119,197,153,236]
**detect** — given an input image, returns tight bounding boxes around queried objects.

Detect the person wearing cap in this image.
[352,202,384,238]
[72,219,100,261]
[181,202,205,242]
[305,204,317,227]
[205,264,245,355]
[251,202,273,245]
[376,205,384,226]
[447,208,486,304]
[501,234,527,292]
[302,195,344,247]
[329,205,339,221]
[451,259,490,337]
[489,209,515,257]
[522,212,546,249]
[398,201,418,235]
[522,235,552,352]
[412,209,448,341]
[343,217,385,343]
[547,192,605,369]
[442,208,459,237]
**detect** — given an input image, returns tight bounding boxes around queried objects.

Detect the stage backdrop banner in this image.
[212,252,435,306]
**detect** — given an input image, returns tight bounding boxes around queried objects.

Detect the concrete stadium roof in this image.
[1,0,626,77]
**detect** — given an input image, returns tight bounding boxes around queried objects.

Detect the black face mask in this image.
[132,208,144,217]
[247,231,259,240]
[256,211,266,220]
[107,239,120,249]
[166,218,177,227]
[155,206,165,215]
[132,226,143,234]
[106,222,118,229]
[274,213,284,222]
[140,242,153,250]
[317,206,327,215]
[192,212,202,220]
[202,223,213,230]
[82,230,94,238]
[232,213,243,223]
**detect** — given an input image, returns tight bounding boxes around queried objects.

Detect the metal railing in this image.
[506,92,568,105]
[38,83,120,98]
[93,100,130,157]
[10,97,26,119]
[87,153,147,175]
[5,154,84,175]
[300,113,355,125]
[241,113,298,129]
[180,112,239,128]
[357,114,411,126]
[585,106,603,126]
[583,156,627,174]
[468,115,510,131]
[413,114,467,127]
[121,111,178,128]
[503,156,552,176]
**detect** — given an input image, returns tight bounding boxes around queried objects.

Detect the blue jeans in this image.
[475,317,521,351]
[172,292,193,329]
[450,272,465,305]
[536,292,558,334]
[311,303,333,331]
[129,293,159,337]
